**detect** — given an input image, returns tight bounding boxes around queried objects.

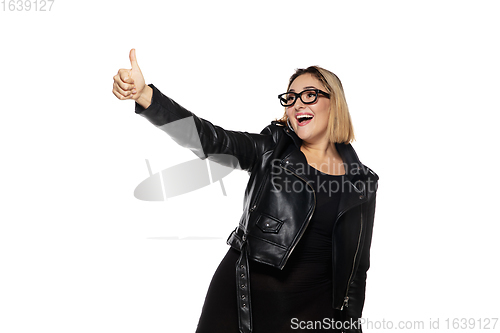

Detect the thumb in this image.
[129,48,140,70]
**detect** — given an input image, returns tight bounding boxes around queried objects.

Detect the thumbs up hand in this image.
[113,49,151,108]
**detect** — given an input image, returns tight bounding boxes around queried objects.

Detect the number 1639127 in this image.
[1,0,54,11]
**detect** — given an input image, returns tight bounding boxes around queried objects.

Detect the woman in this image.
[113,49,378,333]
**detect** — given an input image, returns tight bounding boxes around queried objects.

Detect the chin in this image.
[295,130,312,142]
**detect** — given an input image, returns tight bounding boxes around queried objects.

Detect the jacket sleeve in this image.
[135,84,275,173]
[344,195,376,332]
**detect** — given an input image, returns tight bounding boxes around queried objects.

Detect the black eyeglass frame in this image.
[278,89,330,107]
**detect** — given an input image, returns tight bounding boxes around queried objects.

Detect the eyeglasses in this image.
[278,89,330,107]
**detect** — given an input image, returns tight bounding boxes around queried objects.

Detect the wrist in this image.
[136,85,153,109]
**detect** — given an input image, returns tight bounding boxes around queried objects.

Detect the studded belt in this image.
[236,241,252,333]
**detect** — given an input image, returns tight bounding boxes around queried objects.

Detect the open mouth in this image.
[296,114,314,125]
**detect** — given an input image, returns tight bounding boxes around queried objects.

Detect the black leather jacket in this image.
[136,84,378,333]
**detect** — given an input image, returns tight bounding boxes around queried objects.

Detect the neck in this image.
[300,140,345,175]
[300,140,338,159]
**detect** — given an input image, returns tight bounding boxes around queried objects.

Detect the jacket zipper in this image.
[340,208,363,310]
[279,164,316,267]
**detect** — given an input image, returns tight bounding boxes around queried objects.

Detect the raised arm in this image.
[112,49,276,172]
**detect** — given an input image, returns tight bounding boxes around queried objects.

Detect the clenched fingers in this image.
[113,69,136,100]
[113,82,134,100]
[114,69,134,89]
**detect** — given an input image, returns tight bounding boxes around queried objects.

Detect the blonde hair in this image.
[277,66,355,144]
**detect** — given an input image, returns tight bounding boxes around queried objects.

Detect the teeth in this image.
[297,114,313,123]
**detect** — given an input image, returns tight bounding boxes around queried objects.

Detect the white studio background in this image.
[1,1,499,332]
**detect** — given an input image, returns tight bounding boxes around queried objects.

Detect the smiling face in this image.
[286,73,331,145]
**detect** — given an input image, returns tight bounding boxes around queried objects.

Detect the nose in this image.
[293,97,306,110]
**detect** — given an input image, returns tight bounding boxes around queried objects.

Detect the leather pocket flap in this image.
[255,214,283,233]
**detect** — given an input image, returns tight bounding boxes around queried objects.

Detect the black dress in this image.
[196,165,344,333]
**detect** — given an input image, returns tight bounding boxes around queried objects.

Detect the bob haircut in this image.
[277,66,355,144]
